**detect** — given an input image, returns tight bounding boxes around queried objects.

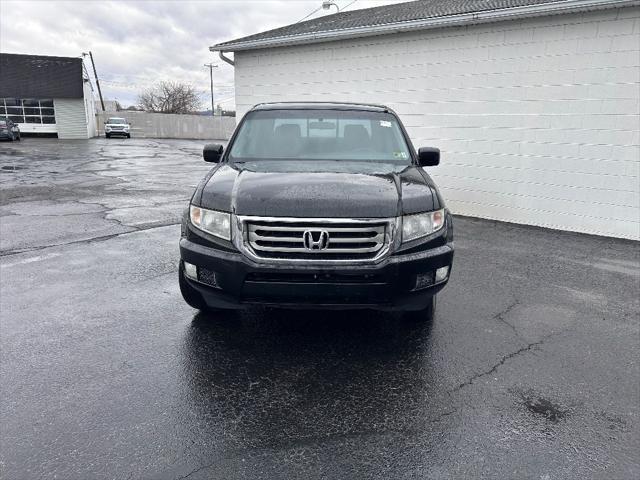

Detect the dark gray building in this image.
[0,53,97,138]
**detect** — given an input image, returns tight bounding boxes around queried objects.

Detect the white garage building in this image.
[212,0,640,240]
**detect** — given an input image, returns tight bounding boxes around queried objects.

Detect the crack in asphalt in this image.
[0,221,180,257]
[451,338,547,393]
[0,209,109,218]
[104,214,145,231]
[176,463,214,480]
[1,147,195,258]
[492,300,520,336]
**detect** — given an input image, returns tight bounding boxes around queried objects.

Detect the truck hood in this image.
[197,160,443,218]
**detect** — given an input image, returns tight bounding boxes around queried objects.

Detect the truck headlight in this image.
[402,209,445,243]
[190,205,231,240]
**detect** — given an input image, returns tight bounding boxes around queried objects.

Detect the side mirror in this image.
[203,143,224,163]
[417,147,440,167]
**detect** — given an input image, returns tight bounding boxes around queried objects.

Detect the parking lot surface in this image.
[1,138,638,479]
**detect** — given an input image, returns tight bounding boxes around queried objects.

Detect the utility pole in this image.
[84,51,105,112]
[204,63,218,116]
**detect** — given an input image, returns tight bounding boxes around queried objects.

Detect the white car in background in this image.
[104,117,131,138]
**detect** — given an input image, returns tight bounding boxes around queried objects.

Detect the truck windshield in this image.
[229,109,412,164]
[108,118,126,124]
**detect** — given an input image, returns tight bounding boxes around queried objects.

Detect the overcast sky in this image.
[0,0,405,110]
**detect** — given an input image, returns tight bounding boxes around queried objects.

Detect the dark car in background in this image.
[179,102,454,321]
[0,117,20,141]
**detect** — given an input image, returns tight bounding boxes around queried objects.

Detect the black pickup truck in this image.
[179,102,454,320]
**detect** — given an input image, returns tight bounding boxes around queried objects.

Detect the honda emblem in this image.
[303,230,329,251]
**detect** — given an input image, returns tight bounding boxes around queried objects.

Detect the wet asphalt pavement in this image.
[0,138,638,479]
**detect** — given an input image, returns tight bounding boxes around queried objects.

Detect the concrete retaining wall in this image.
[96,111,236,140]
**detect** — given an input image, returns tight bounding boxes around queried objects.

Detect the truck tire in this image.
[404,295,436,322]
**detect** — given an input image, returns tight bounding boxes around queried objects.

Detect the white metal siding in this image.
[54,98,89,139]
[83,80,97,138]
[234,7,640,240]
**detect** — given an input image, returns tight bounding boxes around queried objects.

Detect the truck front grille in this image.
[242,218,392,262]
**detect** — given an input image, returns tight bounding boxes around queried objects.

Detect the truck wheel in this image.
[16,134,20,141]
[126,134,131,138]
[404,295,436,322]
[105,134,111,138]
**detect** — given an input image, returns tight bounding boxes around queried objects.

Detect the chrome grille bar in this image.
[235,215,398,264]
[248,223,384,253]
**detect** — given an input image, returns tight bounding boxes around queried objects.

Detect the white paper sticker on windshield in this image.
[393,152,408,159]
[380,120,392,128]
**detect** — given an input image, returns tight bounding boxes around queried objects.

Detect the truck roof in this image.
[251,102,389,112]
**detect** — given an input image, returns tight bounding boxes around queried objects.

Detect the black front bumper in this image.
[179,230,454,311]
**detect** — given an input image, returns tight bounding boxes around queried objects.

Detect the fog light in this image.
[184,261,198,280]
[435,266,449,283]
[198,267,219,288]
[414,271,435,291]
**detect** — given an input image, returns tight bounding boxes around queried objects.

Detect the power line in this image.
[100,78,234,89]
[296,0,356,23]
[342,0,358,11]
[297,5,322,23]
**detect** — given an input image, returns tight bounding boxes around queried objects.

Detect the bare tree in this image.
[137,81,201,114]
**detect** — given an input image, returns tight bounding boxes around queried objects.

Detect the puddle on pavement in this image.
[522,395,567,423]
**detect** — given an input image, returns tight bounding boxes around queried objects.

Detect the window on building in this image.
[0,98,56,124]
